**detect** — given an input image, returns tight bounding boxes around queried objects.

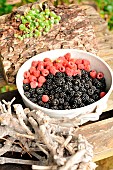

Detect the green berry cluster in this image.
[14,8,61,40]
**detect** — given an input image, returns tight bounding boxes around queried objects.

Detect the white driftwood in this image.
[0,98,97,170]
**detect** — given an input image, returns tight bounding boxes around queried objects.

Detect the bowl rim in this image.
[16,49,113,114]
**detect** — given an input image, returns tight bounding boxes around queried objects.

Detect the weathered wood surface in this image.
[81,5,113,112]
[76,113,113,162]
[0,3,98,84]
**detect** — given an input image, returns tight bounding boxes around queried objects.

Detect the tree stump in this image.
[0,3,98,84]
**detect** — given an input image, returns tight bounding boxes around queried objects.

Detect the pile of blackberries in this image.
[23,70,106,110]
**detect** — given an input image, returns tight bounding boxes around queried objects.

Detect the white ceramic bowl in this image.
[16,49,113,118]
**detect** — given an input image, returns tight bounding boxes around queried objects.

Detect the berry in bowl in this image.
[16,49,113,118]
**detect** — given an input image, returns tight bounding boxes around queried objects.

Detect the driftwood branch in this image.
[0,99,97,169]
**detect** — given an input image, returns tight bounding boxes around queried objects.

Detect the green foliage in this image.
[95,0,113,30]
[0,0,13,16]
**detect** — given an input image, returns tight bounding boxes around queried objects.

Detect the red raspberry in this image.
[37,61,44,71]
[24,71,30,78]
[30,67,36,74]
[82,59,90,65]
[97,72,104,79]
[23,78,30,84]
[38,82,43,88]
[65,67,73,76]
[30,81,38,88]
[90,70,97,79]
[44,61,53,67]
[29,75,37,82]
[75,59,82,65]
[73,69,81,76]
[49,66,58,75]
[69,58,76,63]
[38,76,46,84]
[62,59,68,67]
[68,61,75,68]
[56,56,64,63]
[64,53,71,61]
[59,65,65,72]
[31,61,38,67]
[84,64,90,71]
[41,69,49,76]
[33,70,40,78]
[100,92,106,98]
[44,58,51,62]
[42,95,49,103]
[77,64,84,70]
[54,63,62,70]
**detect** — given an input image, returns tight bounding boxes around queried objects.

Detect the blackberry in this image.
[50,89,56,95]
[76,97,82,105]
[69,96,75,104]
[64,105,71,110]
[96,82,102,89]
[74,91,82,97]
[63,84,69,91]
[31,93,38,98]
[72,104,77,109]
[69,90,75,97]
[59,98,64,104]
[46,79,52,84]
[85,76,90,81]
[37,95,42,101]
[29,88,36,94]
[81,93,89,103]
[79,103,85,108]
[46,84,53,90]
[59,92,66,98]
[88,98,95,104]
[87,88,94,96]
[51,106,58,110]
[84,83,90,89]
[81,79,86,84]
[58,105,64,110]
[43,103,49,108]
[24,92,31,98]
[49,95,54,100]
[65,95,70,102]
[47,74,54,79]
[81,69,88,75]
[44,90,50,95]
[55,87,62,93]
[29,97,37,103]
[65,76,73,82]
[55,72,64,78]
[74,74,81,79]
[86,80,92,87]
[73,85,79,92]
[52,99,59,106]
[93,78,102,89]
[38,101,44,106]
[67,81,72,87]
[36,87,44,94]
[95,89,100,94]
[79,87,86,93]
[91,86,96,91]
[55,77,65,86]
[52,82,57,89]
[92,94,99,101]
[54,93,60,98]
[23,83,30,91]
[73,79,80,86]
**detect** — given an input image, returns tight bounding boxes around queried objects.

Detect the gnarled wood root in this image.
[0,98,97,170]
